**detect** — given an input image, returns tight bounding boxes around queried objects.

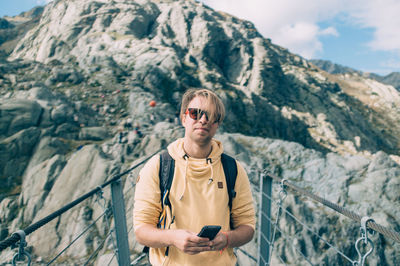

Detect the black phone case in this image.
[197,225,221,240]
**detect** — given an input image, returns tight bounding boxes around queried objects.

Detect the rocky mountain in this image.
[0,6,44,58]
[377,72,400,91]
[311,59,400,91]
[1,0,399,265]
[310,59,361,75]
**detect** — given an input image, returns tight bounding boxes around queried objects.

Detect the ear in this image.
[181,113,186,125]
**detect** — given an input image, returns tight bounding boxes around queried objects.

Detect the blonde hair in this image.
[180,88,225,124]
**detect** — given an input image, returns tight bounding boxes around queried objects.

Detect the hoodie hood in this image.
[167,138,224,163]
[167,138,224,199]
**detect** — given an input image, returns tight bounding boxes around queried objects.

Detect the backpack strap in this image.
[220,153,237,210]
[159,151,175,205]
[221,153,238,229]
[158,150,175,228]
[159,151,175,256]
[144,150,175,255]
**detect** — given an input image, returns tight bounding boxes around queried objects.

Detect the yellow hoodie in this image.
[134,138,255,265]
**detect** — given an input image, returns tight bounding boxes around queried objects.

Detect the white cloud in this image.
[202,0,400,62]
[319,27,339,37]
[202,0,345,58]
[346,0,400,53]
[36,0,53,5]
[273,22,322,58]
[380,58,400,69]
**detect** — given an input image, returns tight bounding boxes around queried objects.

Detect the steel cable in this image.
[272,225,314,265]
[259,176,356,265]
[264,172,400,243]
[107,252,116,266]
[259,254,268,265]
[0,148,162,252]
[260,200,354,264]
[280,205,355,264]
[236,247,257,262]
[46,209,108,265]
[83,229,113,266]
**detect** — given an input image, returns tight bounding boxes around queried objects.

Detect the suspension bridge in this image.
[1,148,399,266]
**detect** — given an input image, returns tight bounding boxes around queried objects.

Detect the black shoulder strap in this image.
[144,151,174,255]
[158,150,175,256]
[159,150,175,207]
[221,153,237,211]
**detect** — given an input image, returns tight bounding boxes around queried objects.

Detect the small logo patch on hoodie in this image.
[218,182,223,189]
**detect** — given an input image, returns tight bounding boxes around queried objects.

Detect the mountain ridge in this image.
[310,59,400,91]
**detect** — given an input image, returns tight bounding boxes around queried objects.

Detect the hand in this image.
[210,232,228,251]
[172,229,212,255]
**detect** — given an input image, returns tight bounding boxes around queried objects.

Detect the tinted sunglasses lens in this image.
[188,108,199,120]
[188,108,210,121]
[203,111,209,121]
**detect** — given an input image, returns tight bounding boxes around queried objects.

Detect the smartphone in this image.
[197,225,221,240]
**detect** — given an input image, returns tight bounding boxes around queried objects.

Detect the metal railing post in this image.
[111,178,131,266]
[257,172,272,266]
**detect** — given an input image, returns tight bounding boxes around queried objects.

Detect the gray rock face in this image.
[10,0,400,157]
[0,127,41,192]
[0,99,42,136]
[0,0,399,265]
[0,18,14,30]
[20,154,66,224]
[27,136,69,168]
[79,126,110,141]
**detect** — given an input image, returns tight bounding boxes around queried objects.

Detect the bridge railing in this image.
[1,155,400,265]
[257,171,400,266]
[0,149,160,265]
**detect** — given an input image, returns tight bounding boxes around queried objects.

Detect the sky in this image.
[1,0,399,75]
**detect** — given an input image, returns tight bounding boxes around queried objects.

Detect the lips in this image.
[196,127,209,132]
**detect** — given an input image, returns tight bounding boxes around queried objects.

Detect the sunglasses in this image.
[185,108,218,123]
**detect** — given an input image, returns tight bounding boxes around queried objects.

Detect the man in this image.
[134,89,255,265]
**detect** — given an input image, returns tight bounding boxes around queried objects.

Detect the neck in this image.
[183,139,213,158]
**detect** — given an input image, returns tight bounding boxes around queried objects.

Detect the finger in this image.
[184,245,211,254]
[194,236,211,242]
[191,237,212,245]
[184,241,212,249]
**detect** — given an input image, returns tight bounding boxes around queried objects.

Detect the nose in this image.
[199,113,208,123]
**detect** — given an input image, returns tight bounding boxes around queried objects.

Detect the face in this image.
[182,96,219,146]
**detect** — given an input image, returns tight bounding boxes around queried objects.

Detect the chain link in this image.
[11,230,31,266]
[353,217,375,266]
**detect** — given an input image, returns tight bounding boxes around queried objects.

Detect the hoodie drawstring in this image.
[179,154,189,200]
[207,158,214,184]
[179,155,215,200]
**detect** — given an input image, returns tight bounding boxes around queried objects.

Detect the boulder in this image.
[20,154,67,223]
[0,99,42,136]
[79,126,110,141]
[27,136,69,168]
[0,127,41,189]
[54,123,80,139]
[50,104,74,124]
